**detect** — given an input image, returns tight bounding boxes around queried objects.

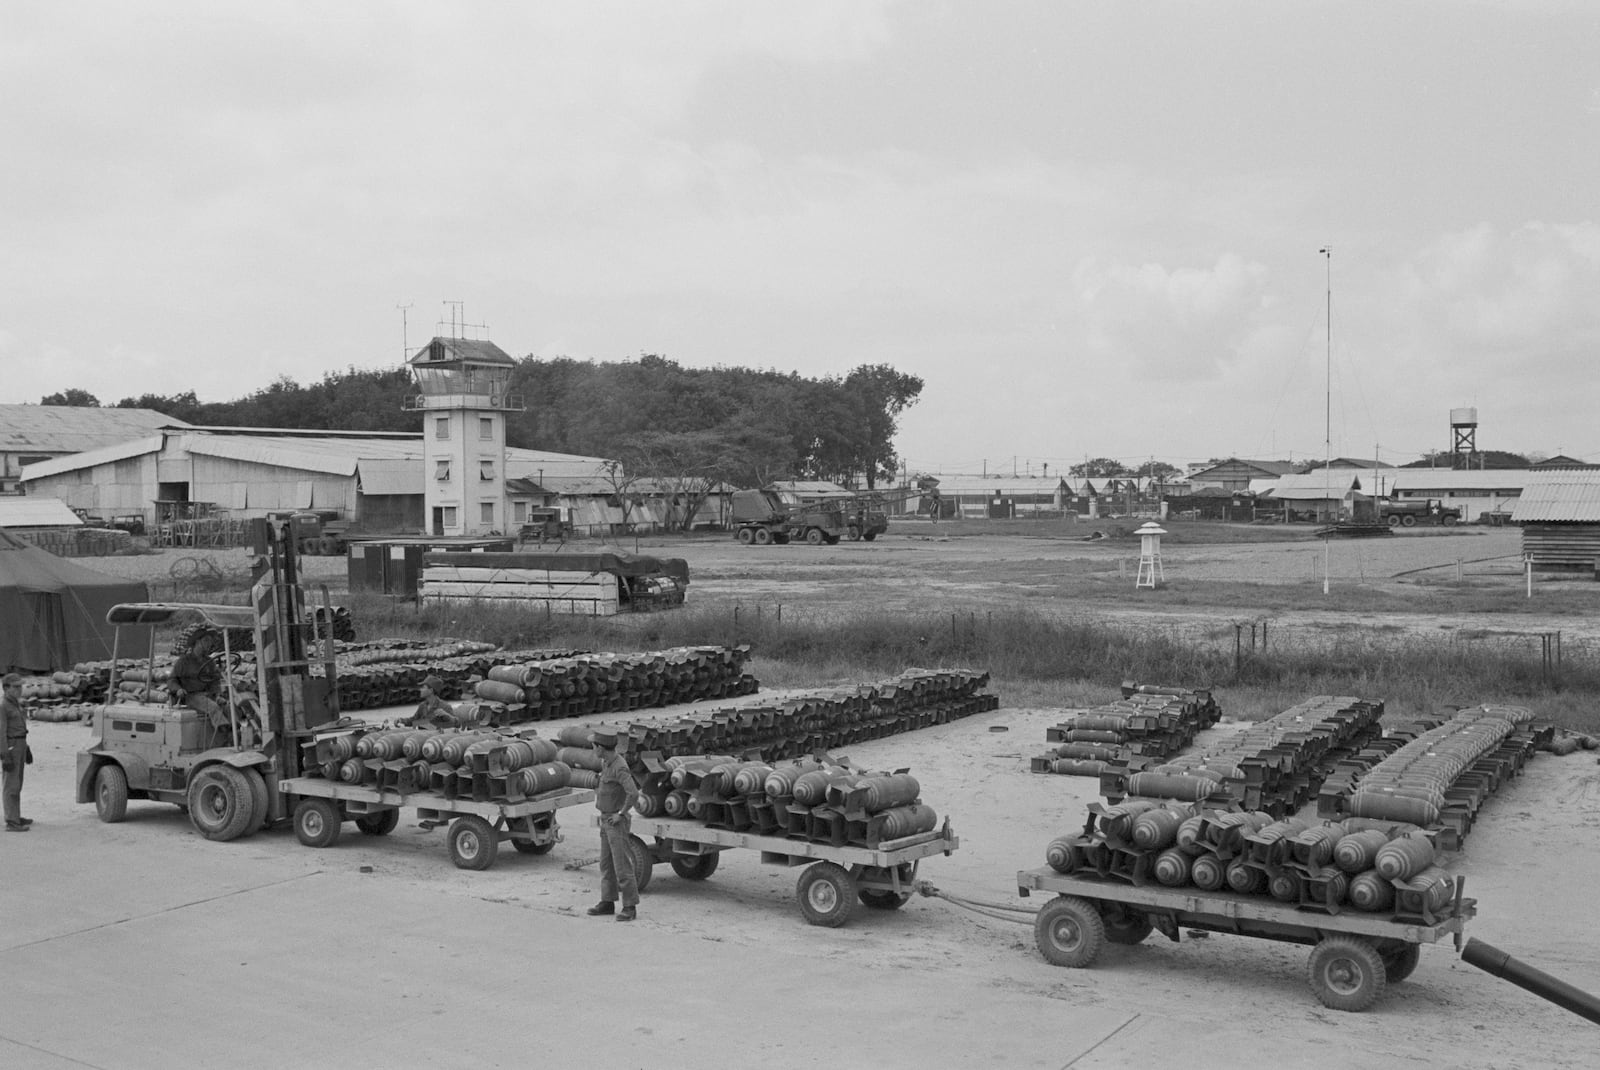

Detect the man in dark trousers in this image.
[170,631,226,730]
[587,727,640,921]
[2,673,31,831]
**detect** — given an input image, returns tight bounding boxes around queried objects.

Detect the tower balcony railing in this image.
[402,392,526,412]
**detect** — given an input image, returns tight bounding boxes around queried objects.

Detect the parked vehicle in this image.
[1378,498,1461,527]
[730,489,845,545]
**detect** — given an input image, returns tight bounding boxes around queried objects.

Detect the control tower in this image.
[404,337,524,536]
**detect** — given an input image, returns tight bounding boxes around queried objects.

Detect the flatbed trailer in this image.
[620,815,960,927]
[1016,867,1475,1012]
[280,777,595,870]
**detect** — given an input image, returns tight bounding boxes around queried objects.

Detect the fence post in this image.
[1235,623,1243,672]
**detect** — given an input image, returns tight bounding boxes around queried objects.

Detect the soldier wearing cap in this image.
[587,727,640,921]
[406,675,456,728]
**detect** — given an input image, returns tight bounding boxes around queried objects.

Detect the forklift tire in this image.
[189,766,254,842]
[94,764,129,823]
[241,767,269,836]
[294,798,342,848]
[356,809,400,836]
[448,814,500,870]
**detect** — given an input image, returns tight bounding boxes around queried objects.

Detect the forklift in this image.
[75,517,342,841]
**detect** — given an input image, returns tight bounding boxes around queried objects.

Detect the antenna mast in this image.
[396,302,413,363]
[1320,246,1332,595]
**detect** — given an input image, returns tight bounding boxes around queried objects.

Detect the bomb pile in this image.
[1101,695,1385,817]
[297,723,579,805]
[630,752,941,850]
[1319,704,1544,847]
[470,645,758,723]
[1044,801,1464,924]
[1032,682,1222,778]
[605,667,996,761]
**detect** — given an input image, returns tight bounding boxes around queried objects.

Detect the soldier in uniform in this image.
[170,631,226,730]
[2,673,31,831]
[405,675,457,728]
[587,727,640,921]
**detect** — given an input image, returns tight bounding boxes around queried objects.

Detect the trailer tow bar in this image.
[915,880,1038,925]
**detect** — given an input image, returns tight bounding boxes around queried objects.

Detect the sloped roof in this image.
[1258,472,1361,500]
[0,497,83,528]
[1511,471,1600,523]
[19,435,164,481]
[408,337,516,367]
[503,449,615,481]
[1390,469,1531,492]
[0,405,189,454]
[1188,458,1297,480]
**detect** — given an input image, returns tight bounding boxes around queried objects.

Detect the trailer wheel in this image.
[737,528,755,545]
[1308,936,1387,1011]
[511,816,555,854]
[806,528,825,545]
[95,764,129,823]
[627,834,655,892]
[858,888,910,910]
[1381,942,1422,983]
[1035,895,1106,968]
[448,815,499,870]
[1100,902,1154,945]
[294,798,342,848]
[798,862,857,927]
[241,767,269,835]
[754,527,773,545]
[189,766,254,842]
[356,809,400,836]
[670,852,720,880]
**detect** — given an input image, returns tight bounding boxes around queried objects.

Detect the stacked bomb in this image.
[1044,801,1461,923]
[610,668,995,761]
[471,645,757,724]
[633,752,940,849]
[1103,696,1385,816]
[1332,704,1541,846]
[300,723,575,803]
[1033,683,1222,778]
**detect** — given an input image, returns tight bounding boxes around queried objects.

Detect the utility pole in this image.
[1320,246,1332,595]
[396,302,414,362]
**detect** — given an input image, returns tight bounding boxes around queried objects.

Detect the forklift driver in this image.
[171,631,227,732]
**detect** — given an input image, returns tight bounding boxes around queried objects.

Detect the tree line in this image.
[42,355,923,492]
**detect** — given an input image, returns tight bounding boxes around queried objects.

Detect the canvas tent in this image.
[0,527,148,672]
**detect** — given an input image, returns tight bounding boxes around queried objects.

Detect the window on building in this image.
[479,417,493,441]
[513,501,527,522]
[480,502,495,524]
[479,460,495,481]
[435,416,449,440]
[435,460,451,481]
[442,506,457,527]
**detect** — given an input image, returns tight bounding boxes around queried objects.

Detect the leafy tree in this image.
[1134,460,1180,480]
[115,391,208,423]
[1069,457,1131,478]
[41,388,99,406]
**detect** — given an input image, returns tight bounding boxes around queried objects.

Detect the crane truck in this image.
[730,489,846,545]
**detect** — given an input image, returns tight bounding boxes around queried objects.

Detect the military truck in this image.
[1377,498,1462,527]
[730,489,846,545]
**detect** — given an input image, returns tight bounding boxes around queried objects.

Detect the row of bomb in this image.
[1032,682,1222,778]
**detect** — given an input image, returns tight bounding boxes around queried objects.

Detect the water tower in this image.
[1450,407,1478,470]
[404,337,524,536]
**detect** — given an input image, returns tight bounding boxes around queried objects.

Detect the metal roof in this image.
[1511,471,1600,522]
[503,450,616,481]
[408,337,516,367]
[18,435,164,481]
[0,405,189,453]
[0,496,83,527]
[916,475,1067,495]
[1390,469,1533,492]
[358,458,422,496]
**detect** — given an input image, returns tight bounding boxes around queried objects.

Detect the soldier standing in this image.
[2,673,30,831]
[587,727,640,921]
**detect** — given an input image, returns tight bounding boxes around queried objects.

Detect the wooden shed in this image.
[1511,472,1600,572]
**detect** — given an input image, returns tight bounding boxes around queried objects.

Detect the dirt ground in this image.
[5,526,1599,1068]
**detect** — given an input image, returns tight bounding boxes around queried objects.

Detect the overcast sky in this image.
[4,1,1598,475]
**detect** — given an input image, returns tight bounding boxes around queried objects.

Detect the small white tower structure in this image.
[404,337,523,537]
[1134,521,1166,589]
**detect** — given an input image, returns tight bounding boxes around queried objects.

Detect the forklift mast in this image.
[249,516,341,777]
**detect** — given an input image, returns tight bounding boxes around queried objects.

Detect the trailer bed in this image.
[280,777,595,870]
[1017,867,1475,1011]
[620,815,960,927]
